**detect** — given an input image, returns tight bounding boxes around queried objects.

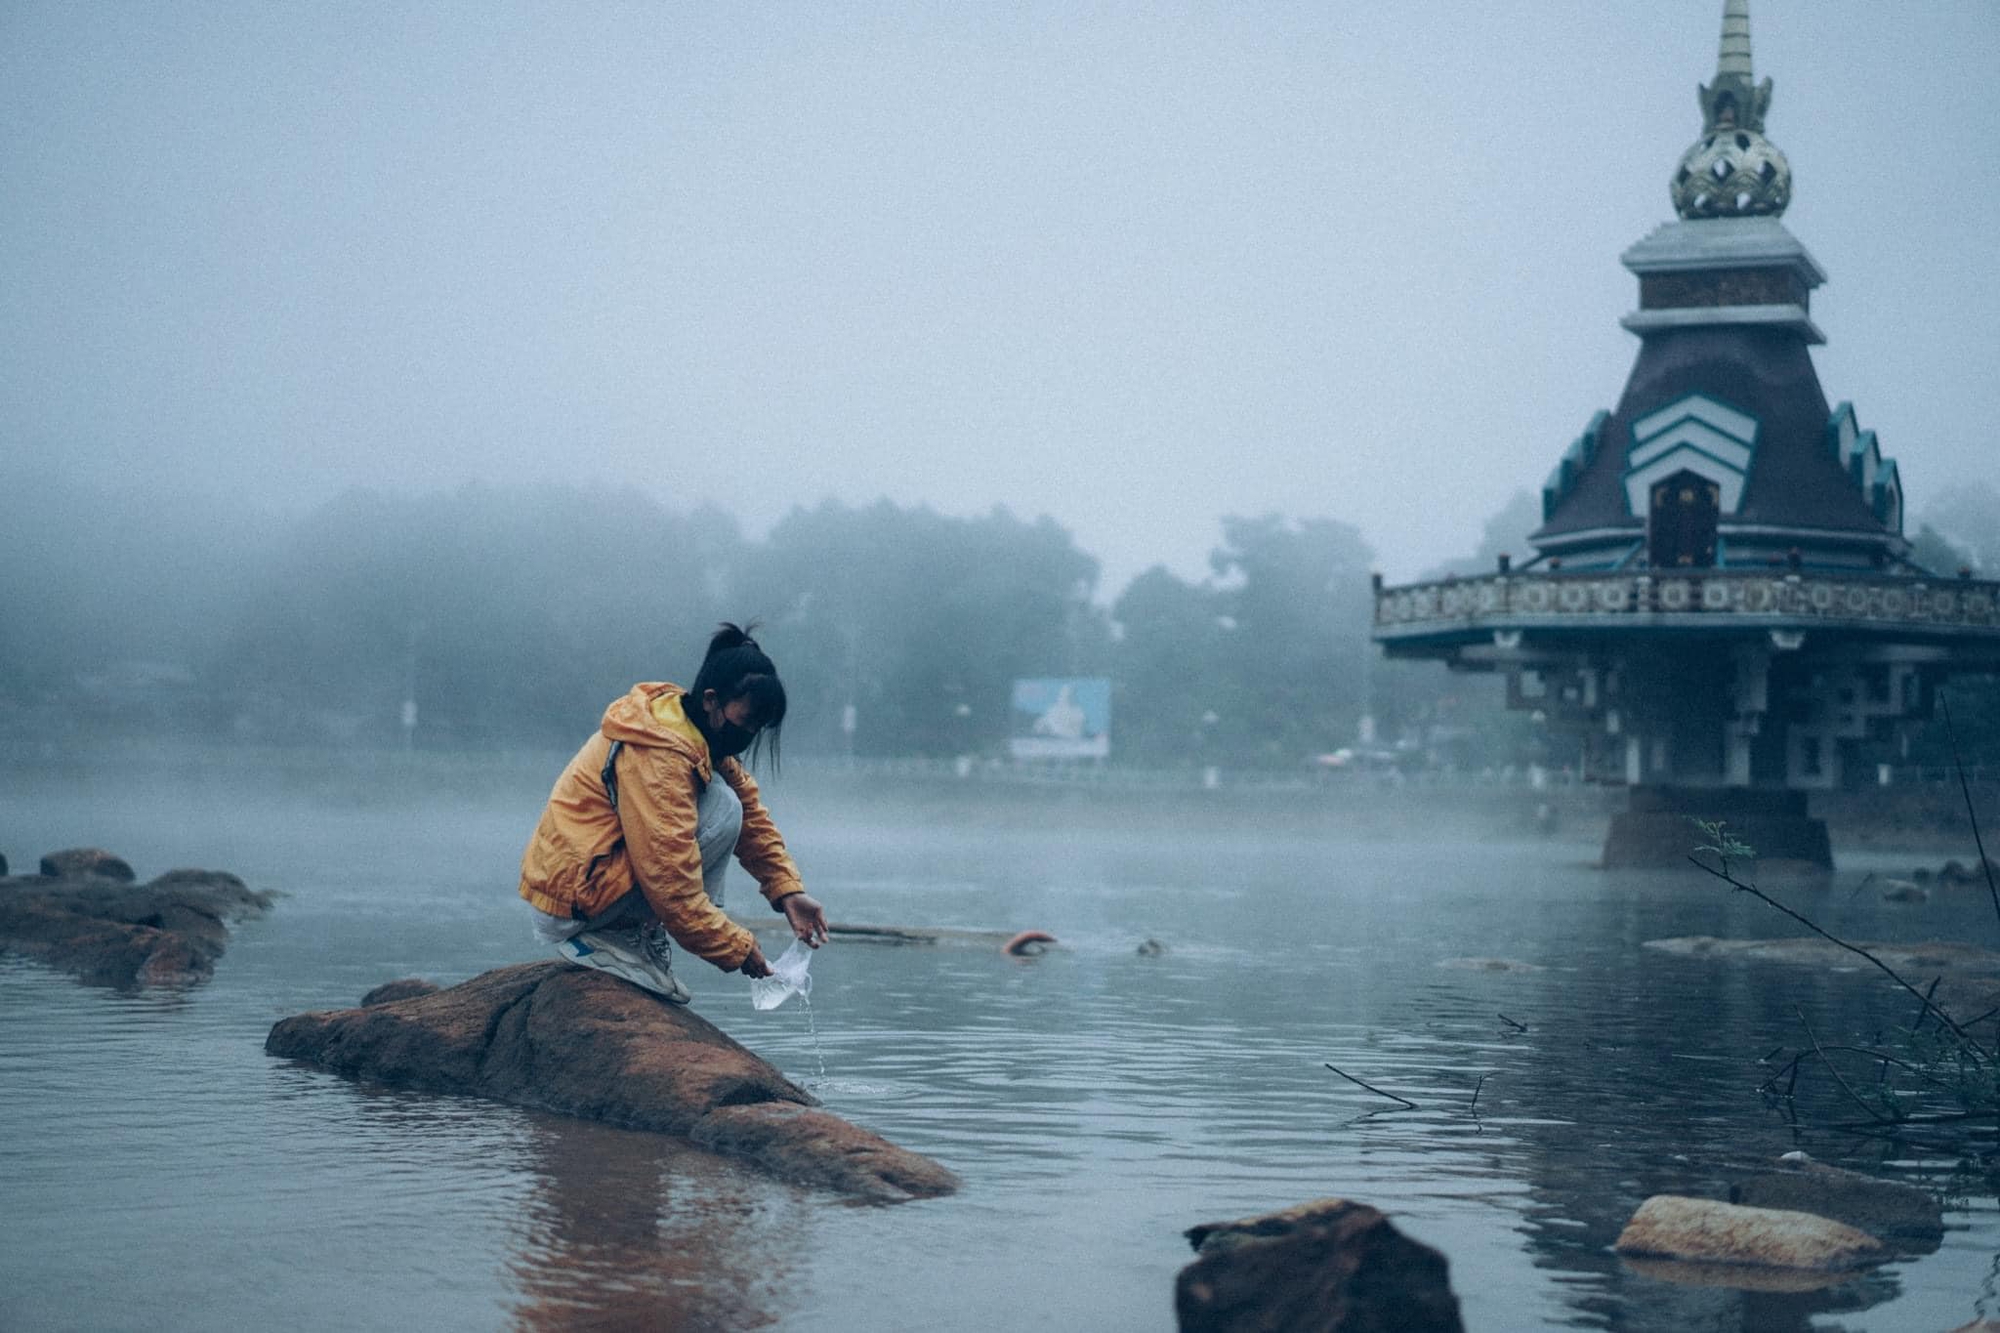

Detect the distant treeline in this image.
[2,474,1995,771]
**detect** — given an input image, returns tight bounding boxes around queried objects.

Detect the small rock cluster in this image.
[0,847,273,988]
[1913,857,2000,887]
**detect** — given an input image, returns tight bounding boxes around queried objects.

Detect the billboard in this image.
[1009,677,1111,759]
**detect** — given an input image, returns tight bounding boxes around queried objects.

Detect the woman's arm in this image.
[721,760,828,946]
[619,749,757,970]
[719,759,805,904]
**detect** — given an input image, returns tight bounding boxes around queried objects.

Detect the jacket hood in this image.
[600,682,711,774]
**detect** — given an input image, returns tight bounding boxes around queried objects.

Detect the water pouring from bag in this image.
[749,940,814,1011]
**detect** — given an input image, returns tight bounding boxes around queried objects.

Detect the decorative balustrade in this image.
[1374,570,2000,636]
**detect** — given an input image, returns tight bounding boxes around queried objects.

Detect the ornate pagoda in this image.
[1372,0,2000,868]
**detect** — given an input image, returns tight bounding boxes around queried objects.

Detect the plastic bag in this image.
[749,940,814,1011]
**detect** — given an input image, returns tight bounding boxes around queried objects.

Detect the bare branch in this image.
[1325,1063,1418,1110]
[1797,1006,1893,1124]
[1687,853,1985,1053]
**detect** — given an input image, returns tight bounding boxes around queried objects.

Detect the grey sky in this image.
[4,2,1996,593]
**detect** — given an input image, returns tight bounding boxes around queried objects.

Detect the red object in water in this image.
[1002,930,1057,957]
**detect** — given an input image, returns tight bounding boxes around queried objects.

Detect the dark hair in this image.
[690,621,786,770]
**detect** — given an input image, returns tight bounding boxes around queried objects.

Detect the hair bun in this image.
[707,621,760,655]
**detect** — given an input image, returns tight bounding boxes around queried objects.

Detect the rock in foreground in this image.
[1613,1195,1884,1273]
[1176,1197,1463,1333]
[267,961,959,1204]
[0,864,273,987]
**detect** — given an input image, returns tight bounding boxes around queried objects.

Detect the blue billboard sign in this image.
[1009,677,1111,759]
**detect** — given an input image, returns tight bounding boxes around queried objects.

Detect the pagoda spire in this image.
[1671,0,1790,218]
[1700,0,1772,134]
[1718,0,1753,77]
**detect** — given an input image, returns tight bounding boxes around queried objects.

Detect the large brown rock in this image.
[38,847,136,881]
[1613,1195,1885,1272]
[0,867,273,987]
[266,961,959,1204]
[1175,1198,1463,1333]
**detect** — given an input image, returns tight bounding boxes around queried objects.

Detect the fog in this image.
[4,3,1998,764]
[4,1,1997,595]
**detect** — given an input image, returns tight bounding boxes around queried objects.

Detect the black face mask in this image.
[710,721,756,759]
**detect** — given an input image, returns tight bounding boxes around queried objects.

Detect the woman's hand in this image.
[781,893,830,948]
[738,942,772,978]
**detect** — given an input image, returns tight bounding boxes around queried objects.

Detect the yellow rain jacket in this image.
[518,683,805,970]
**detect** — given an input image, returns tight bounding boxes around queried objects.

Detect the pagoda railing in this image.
[1374,569,2000,636]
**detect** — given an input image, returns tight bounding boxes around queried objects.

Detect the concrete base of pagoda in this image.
[1601,785,1832,872]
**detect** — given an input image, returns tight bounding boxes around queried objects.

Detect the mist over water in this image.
[4,752,1998,1331]
[6,4,2000,1328]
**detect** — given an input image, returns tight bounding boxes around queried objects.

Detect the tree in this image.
[1110,565,1230,766]
[1205,514,1376,766]
[735,500,1106,756]
[1923,480,2000,577]
[212,484,740,745]
[1904,488,2000,767]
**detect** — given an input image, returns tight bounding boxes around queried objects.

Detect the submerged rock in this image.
[1437,956,1543,973]
[38,847,136,882]
[1643,935,2000,975]
[1175,1197,1463,1333]
[267,961,959,1204]
[0,866,273,988]
[1731,1153,1943,1245]
[1879,878,1928,903]
[359,978,439,1006]
[1612,1195,1884,1273]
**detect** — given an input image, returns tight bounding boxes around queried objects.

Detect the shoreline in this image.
[2,737,1989,857]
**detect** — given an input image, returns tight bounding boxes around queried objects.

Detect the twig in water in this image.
[1497,1013,1528,1034]
[1758,1050,1805,1100]
[1797,1005,1892,1124]
[1325,1063,1418,1110]
[1941,692,2000,937]
[1470,1072,1490,1115]
[1912,977,1942,1035]
[1844,872,1878,903]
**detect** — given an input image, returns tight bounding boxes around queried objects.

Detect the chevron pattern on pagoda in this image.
[1622,393,1760,515]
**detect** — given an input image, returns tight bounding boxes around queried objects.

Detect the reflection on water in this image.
[507,1116,801,1332]
[1,754,1997,1331]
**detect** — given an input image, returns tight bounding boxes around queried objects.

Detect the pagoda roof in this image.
[1533,323,1888,545]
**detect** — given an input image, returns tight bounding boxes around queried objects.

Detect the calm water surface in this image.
[3,750,1998,1331]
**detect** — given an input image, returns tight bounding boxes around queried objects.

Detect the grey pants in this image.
[530,777,744,943]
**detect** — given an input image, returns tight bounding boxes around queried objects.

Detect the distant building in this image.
[1372,1,2000,868]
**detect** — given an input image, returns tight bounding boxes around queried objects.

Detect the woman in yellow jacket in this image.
[519,624,828,1002]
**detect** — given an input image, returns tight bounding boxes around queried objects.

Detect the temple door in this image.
[1649,470,1720,568]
